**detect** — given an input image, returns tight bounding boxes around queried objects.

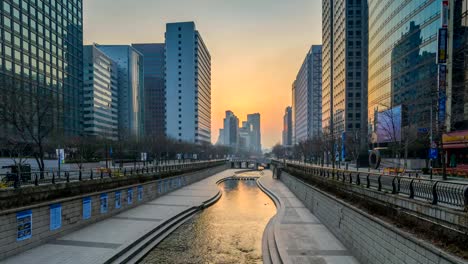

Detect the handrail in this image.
[271,159,468,210]
[0,159,227,189]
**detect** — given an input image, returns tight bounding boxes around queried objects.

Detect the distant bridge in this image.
[229,158,271,169]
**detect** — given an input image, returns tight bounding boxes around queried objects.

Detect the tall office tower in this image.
[239,121,251,151]
[132,43,166,139]
[449,0,468,131]
[216,128,225,145]
[83,45,119,140]
[368,0,441,139]
[322,0,368,148]
[0,0,83,137]
[283,107,293,146]
[223,110,239,148]
[291,81,296,144]
[293,45,322,143]
[247,113,261,153]
[165,22,211,144]
[97,45,145,139]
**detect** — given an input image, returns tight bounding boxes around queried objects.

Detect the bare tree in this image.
[0,86,55,177]
[345,129,361,167]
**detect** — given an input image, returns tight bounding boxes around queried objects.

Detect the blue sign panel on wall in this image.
[137,186,143,201]
[50,204,62,230]
[17,210,32,241]
[83,197,91,220]
[115,191,121,209]
[100,194,108,214]
[127,188,133,205]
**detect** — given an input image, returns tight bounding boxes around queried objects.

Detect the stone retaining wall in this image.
[281,172,465,264]
[0,165,228,260]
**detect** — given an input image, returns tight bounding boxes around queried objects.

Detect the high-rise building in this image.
[322,0,368,146]
[247,113,261,153]
[0,0,83,136]
[132,43,166,139]
[165,22,211,144]
[83,45,119,140]
[449,0,468,131]
[223,110,239,148]
[293,45,322,143]
[238,121,251,151]
[216,128,225,145]
[291,81,296,144]
[368,0,440,137]
[283,106,292,146]
[97,45,145,139]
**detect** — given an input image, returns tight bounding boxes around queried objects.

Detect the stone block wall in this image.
[0,165,227,260]
[281,172,464,264]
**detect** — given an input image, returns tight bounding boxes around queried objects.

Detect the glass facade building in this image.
[132,43,166,139]
[165,22,211,144]
[83,45,118,141]
[97,45,145,139]
[293,45,322,143]
[0,0,83,136]
[451,0,468,130]
[368,0,440,131]
[322,0,368,146]
[282,106,292,146]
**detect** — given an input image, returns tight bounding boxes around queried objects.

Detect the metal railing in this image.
[277,161,468,210]
[0,159,226,189]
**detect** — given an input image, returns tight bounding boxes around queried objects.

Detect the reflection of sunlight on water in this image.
[140,174,276,264]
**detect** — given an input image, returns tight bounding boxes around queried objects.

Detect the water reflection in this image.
[140,178,276,264]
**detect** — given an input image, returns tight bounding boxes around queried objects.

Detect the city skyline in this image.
[82,0,322,148]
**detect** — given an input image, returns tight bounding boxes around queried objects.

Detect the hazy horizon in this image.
[83,0,322,148]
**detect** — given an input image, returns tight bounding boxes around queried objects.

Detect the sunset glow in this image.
[83,0,322,148]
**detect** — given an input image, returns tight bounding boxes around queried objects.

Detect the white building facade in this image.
[83,45,119,140]
[165,22,212,144]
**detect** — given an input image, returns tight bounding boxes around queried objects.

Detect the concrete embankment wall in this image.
[281,172,464,264]
[0,165,228,260]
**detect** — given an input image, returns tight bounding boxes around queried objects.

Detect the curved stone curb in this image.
[116,173,247,264]
[257,177,285,264]
[107,190,222,264]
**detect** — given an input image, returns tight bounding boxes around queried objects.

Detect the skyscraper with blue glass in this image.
[368,0,440,129]
[0,0,83,136]
[132,43,166,139]
[96,45,145,140]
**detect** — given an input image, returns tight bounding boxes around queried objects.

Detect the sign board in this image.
[437,28,448,64]
[82,197,91,220]
[100,194,108,214]
[50,204,62,231]
[441,0,449,28]
[429,148,438,160]
[137,186,143,201]
[56,149,65,164]
[127,188,133,205]
[115,191,121,209]
[140,152,147,162]
[17,210,32,241]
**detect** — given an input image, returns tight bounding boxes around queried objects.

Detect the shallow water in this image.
[140,175,276,264]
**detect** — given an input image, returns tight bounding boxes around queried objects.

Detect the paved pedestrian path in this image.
[259,171,359,264]
[2,169,239,264]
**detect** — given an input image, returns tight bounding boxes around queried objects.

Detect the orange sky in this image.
[83,0,322,148]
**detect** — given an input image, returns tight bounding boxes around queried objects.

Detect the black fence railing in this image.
[280,162,468,210]
[0,160,226,189]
